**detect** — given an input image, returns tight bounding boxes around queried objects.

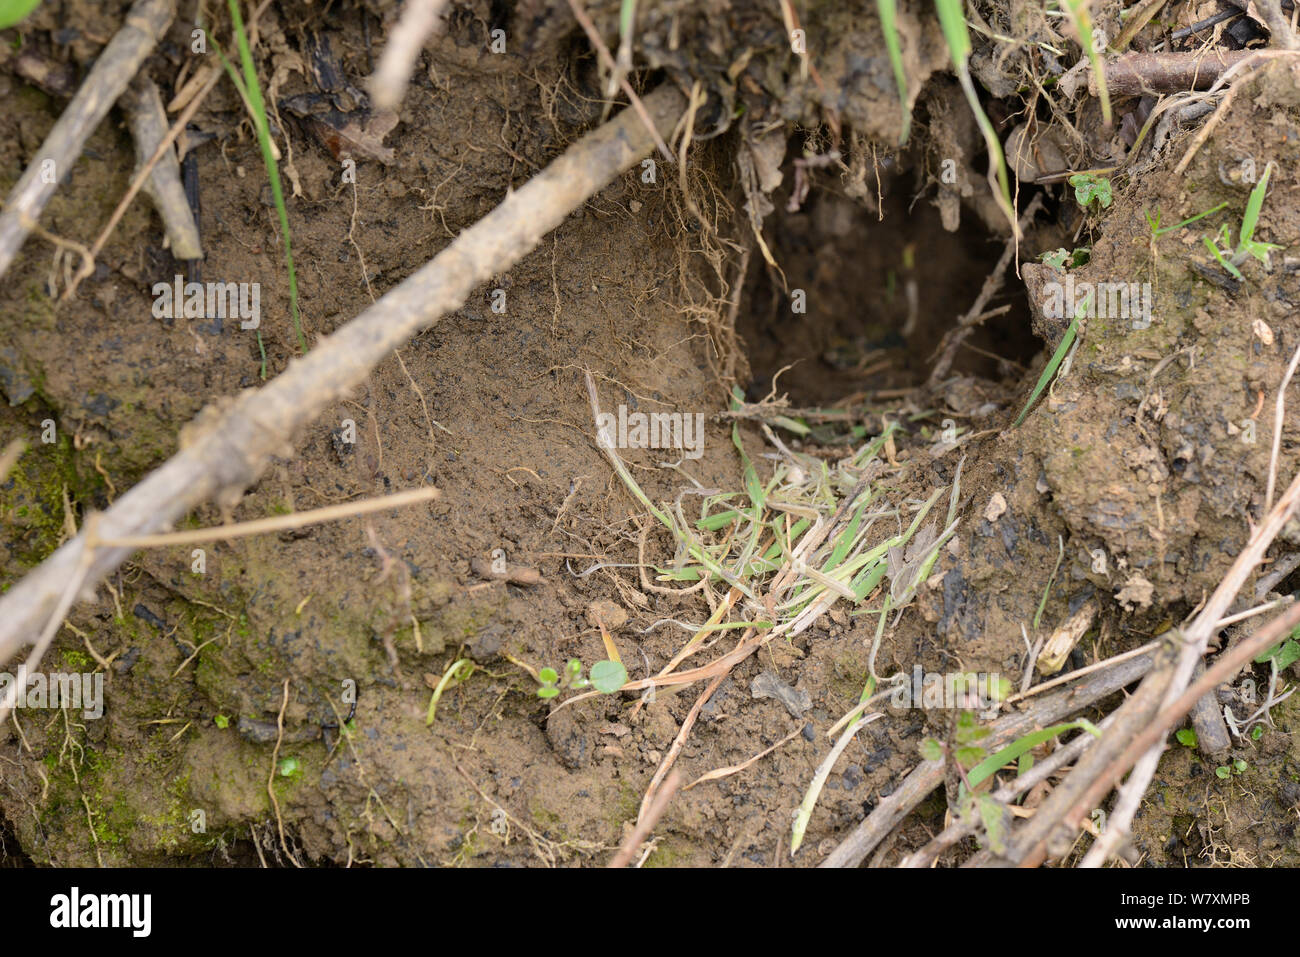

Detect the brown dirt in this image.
[0,0,1297,868]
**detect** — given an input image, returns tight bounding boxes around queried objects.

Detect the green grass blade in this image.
[1152,201,1227,237]
[1033,534,1065,629]
[226,0,307,363]
[1239,162,1273,250]
[1062,0,1111,126]
[0,0,41,29]
[877,0,911,144]
[965,719,1100,790]
[1013,313,1079,427]
[934,0,1016,234]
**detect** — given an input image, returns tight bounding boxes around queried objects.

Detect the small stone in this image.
[586,599,627,630]
[751,672,812,717]
[983,492,1008,522]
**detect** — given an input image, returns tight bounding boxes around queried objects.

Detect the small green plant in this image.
[1175,728,1197,747]
[426,657,474,726]
[214,714,230,729]
[277,756,301,778]
[1254,628,1300,671]
[1203,164,1284,280]
[1069,172,1112,209]
[1039,247,1090,269]
[536,658,628,699]
[918,713,1101,853]
[0,0,40,29]
[1215,758,1248,779]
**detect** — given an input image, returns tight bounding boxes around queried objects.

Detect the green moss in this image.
[642,836,689,867]
[59,649,94,671]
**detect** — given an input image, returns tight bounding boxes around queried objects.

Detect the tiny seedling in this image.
[1202,164,1284,280]
[536,657,627,699]
[1215,758,1248,779]
[277,756,301,778]
[1175,728,1197,748]
[426,657,475,725]
[214,714,230,729]
[1032,534,1065,630]
[1069,172,1112,210]
[1039,247,1090,269]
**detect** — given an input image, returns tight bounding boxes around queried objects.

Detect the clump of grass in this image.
[1203,163,1284,281]
[216,0,306,377]
[588,376,971,855]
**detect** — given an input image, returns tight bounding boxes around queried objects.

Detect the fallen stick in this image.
[819,647,1157,867]
[1097,50,1255,96]
[123,76,203,260]
[1187,659,1232,756]
[0,0,175,280]
[1057,596,1300,868]
[1012,464,1300,866]
[609,770,681,868]
[899,709,1121,868]
[367,0,450,112]
[0,83,687,665]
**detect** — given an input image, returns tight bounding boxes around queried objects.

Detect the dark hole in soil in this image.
[0,810,32,867]
[738,174,1041,406]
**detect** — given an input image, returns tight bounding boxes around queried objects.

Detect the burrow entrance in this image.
[737,161,1040,407]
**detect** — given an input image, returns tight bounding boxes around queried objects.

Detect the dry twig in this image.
[0,85,686,665]
[0,0,175,279]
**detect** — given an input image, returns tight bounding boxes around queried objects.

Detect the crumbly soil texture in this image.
[1,0,1298,867]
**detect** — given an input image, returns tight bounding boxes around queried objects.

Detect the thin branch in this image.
[97,486,439,548]
[0,0,175,279]
[0,85,686,665]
